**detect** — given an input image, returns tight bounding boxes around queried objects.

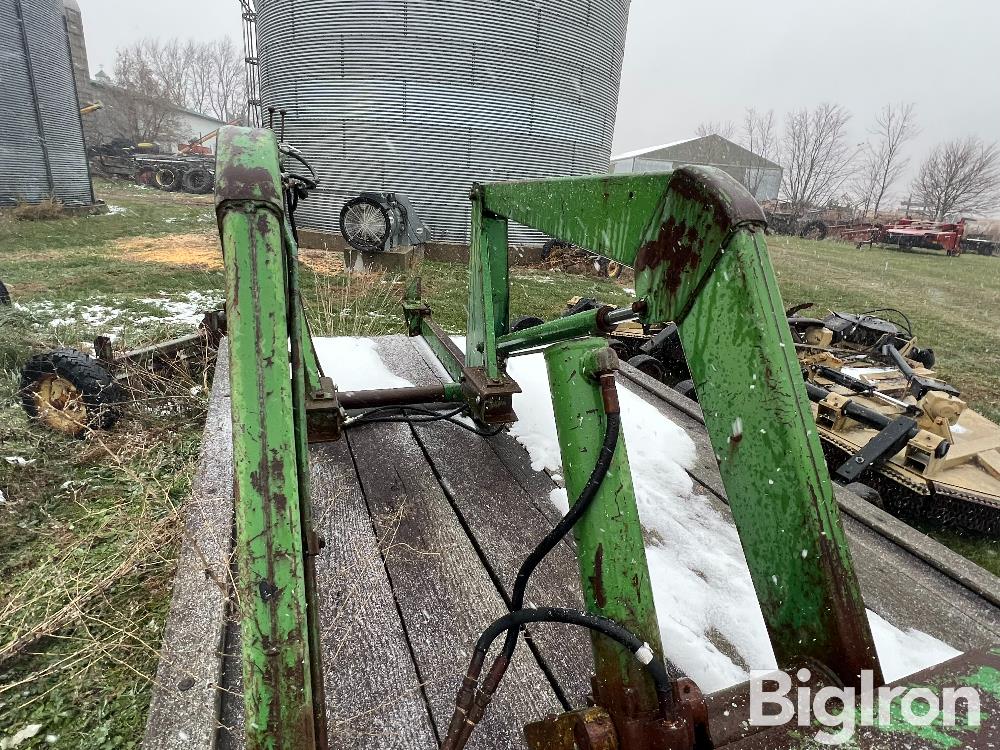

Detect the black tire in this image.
[799,220,828,241]
[626,354,665,382]
[842,481,885,510]
[182,168,213,194]
[20,348,123,435]
[510,315,544,333]
[911,347,936,369]
[135,166,157,186]
[340,196,390,252]
[154,166,182,192]
[0,279,10,306]
[674,379,697,400]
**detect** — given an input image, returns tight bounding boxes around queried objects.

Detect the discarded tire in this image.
[674,379,697,400]
[799,220,828,241]
[182,168,213,194]
[0,279,9,306]
[510,316,545,333]
[154,166,182,192]
[20,349,123,435]
[626,354,665,381]
[135,166,157,186]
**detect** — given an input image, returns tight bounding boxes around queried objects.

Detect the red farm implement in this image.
[828,219,968,255]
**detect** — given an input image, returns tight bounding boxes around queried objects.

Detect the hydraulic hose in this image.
[441,373,628,750]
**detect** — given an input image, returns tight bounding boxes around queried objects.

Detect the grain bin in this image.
[255,0,630,243]
[0,0,94,206]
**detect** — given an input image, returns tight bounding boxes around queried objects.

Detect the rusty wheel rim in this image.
[33,375,88,434]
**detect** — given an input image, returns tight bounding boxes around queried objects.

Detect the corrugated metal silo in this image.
[0,0,94,206]
[255,0,630,243]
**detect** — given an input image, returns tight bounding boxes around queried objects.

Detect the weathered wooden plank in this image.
[410,420,598,706]
[618,363,1000,651]
[310,440,438,749]
[347,419,563,748]
[142,354,235,750]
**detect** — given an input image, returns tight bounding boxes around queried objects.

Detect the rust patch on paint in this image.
[590,543,607,608]
[633,216,705,295]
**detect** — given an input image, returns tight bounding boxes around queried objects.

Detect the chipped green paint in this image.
[475,166,881,688]
[216,126,319,749]
[963,666,1000,699]
[544,337,664,720]
[678,229,881,686]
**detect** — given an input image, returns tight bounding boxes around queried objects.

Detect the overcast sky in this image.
[77,0,999,201]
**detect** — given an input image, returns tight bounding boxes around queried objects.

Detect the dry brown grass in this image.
[12,198,65,221]
[307,268,404,338]
[110,233,345,275]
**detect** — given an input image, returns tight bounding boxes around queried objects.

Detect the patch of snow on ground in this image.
[14,291,223,336]
[105,205,127,215]
[866,610,960,682]
[136,291,223,326]
[500,347,960,692]
[313,337,413,390]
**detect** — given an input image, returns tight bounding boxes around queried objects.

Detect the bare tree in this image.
[108,37,246,144]
[741,108,777,199]
[695,120,737,140]
[204,39,246,122]
[852,103,918,220]
[110,45,179,143]
[912,136,1000,220]
[780,103,855,212]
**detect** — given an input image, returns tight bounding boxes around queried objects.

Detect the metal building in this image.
[0,0,94,206]
[611,135,783,202]
[254,0,630,243]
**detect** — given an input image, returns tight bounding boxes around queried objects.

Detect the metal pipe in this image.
[806,382,950,459]
[338,383,464,410]
[497,305,632,356]
[544,337,667,722]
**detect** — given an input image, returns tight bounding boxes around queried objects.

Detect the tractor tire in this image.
[510,315,544,333]
[626,354,665,382]
[20,349,123,436]
[799,220,828,241]
[842,481,885,510]
[674,379,698,401]
[0,279,10,306]
[135,166,157,186]
[154,166,182,192]
[182,168,213,194]
[911,347,936,369]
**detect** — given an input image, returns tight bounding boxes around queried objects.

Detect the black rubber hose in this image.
[475,607,670,696]
[502,411,622,661]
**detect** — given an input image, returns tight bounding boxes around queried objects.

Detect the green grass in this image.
[768,235,1000,424]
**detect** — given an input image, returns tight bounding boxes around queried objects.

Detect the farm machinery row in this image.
[767,206,996,256]
[89,145,216,194]
[551,297,1000,534]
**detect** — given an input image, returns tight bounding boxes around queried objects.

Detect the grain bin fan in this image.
[339,192,431,252]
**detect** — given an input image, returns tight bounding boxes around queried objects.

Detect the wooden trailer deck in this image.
[141,336,1000,750]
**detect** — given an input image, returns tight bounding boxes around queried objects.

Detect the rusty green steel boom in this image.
[464,167,883,688]
[216,127,326,749]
